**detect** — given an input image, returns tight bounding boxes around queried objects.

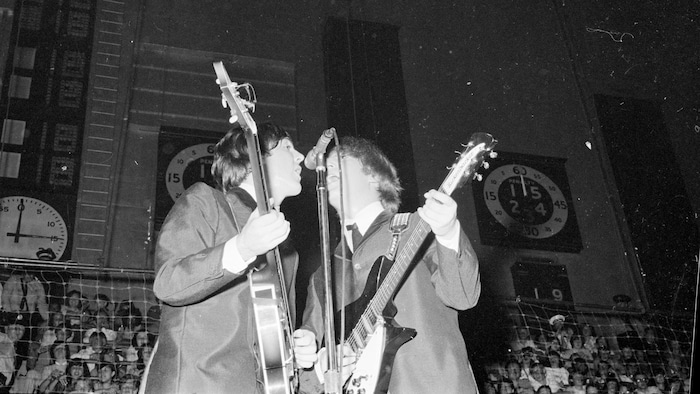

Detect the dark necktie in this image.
[346,223,363,253]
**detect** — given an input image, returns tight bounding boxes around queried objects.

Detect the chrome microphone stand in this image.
[314,152,341,394]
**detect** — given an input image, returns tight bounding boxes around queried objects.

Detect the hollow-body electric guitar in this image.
[340,133,497,394]
[214,61,297,394]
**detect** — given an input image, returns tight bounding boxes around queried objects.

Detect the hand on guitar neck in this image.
[236,208,291,262]
[417,189,460,242]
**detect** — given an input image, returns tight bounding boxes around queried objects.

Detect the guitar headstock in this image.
[440,132,498,196]
[213,61,258,134]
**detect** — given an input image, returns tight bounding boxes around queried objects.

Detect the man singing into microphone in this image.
[301,136,482,393]
[144,123,317,393]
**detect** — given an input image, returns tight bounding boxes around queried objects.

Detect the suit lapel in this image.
[354,210,393,253]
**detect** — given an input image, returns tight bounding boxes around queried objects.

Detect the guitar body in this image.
[249,249,295,394]
[337,256,417,394]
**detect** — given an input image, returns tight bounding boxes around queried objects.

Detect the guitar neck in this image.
[346,183,448,352]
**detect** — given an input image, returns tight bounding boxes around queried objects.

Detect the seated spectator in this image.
[664,339,690,371]
[632,372,652,394]
[526,363,548,392]
[71,331,108,373]
[135,344,154,376]
[93,362,118,394]
[640,327,663,370]
[495,379,515,394]
[131,329,154,349]
[511,326,537,354]
[585,384,599,394]
[549,315,572,351]
[537,385,553,394]
[119,373,139,394]
[0,320,24,391]
[619,344,640,366]
[564,371,587,394]
[144,304,161,336]
[88,294,112,319]
[619,381,635,394]
[562,335,593,361]
[82,311,117,345]
[520,347,539,369]
[67,376,92,393]
[61,290,88,331]
[666,375,684,394]
[580,324,598,355]
[534,332,550,355]
[571,357,591,379]
[61,360,91,393]
[114,301,143,348]
[603,376,620,394]
[590,360,614,390]
[649,368,667,392]
[34,341,71,393]
[545,351,569,393]
[618,363,639,386]
[505,359,533,394]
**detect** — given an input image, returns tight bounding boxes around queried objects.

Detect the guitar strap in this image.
[384,213,410,260]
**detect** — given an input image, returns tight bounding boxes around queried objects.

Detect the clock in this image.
[473,152,582,252]
[155,126,223,230]
[0,196,69,260]
[164,143,216,201]
[483,163,568,239]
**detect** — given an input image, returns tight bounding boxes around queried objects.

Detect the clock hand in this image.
[6,232,65,241]
[519,174,527,196]
[13,199,25,243]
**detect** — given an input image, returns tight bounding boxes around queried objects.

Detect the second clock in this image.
[474,151,582,253]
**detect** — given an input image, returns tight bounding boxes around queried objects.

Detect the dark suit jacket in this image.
[302,210,481,394]
[145,183,298,394]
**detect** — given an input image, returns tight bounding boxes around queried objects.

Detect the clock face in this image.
[484,164,568,239]
[165,143,216,201]
[473,151,582,253]
[0,196,69,260]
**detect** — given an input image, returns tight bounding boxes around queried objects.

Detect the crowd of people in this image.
[483,311,692,394]
[1,271,159,394]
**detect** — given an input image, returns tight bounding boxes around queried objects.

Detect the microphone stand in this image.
[315,152,341,394]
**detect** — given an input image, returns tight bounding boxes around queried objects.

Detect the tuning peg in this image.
[483,162,490,169]
[474,173,483,182]
[454,150,461,155]
[229,115,238,124]
[221,96,227,108]
[489,151,498,159]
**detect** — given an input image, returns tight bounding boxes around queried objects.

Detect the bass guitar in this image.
[340,133,497,394]
[214,61,297,394]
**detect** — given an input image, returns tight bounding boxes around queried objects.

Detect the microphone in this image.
[304,128,335,170]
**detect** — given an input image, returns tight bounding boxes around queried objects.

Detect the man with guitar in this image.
[302,137,483,393]
[145,123,317,394]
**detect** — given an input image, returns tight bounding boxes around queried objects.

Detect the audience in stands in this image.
[0,274,693,394]
[487,312,691,394]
